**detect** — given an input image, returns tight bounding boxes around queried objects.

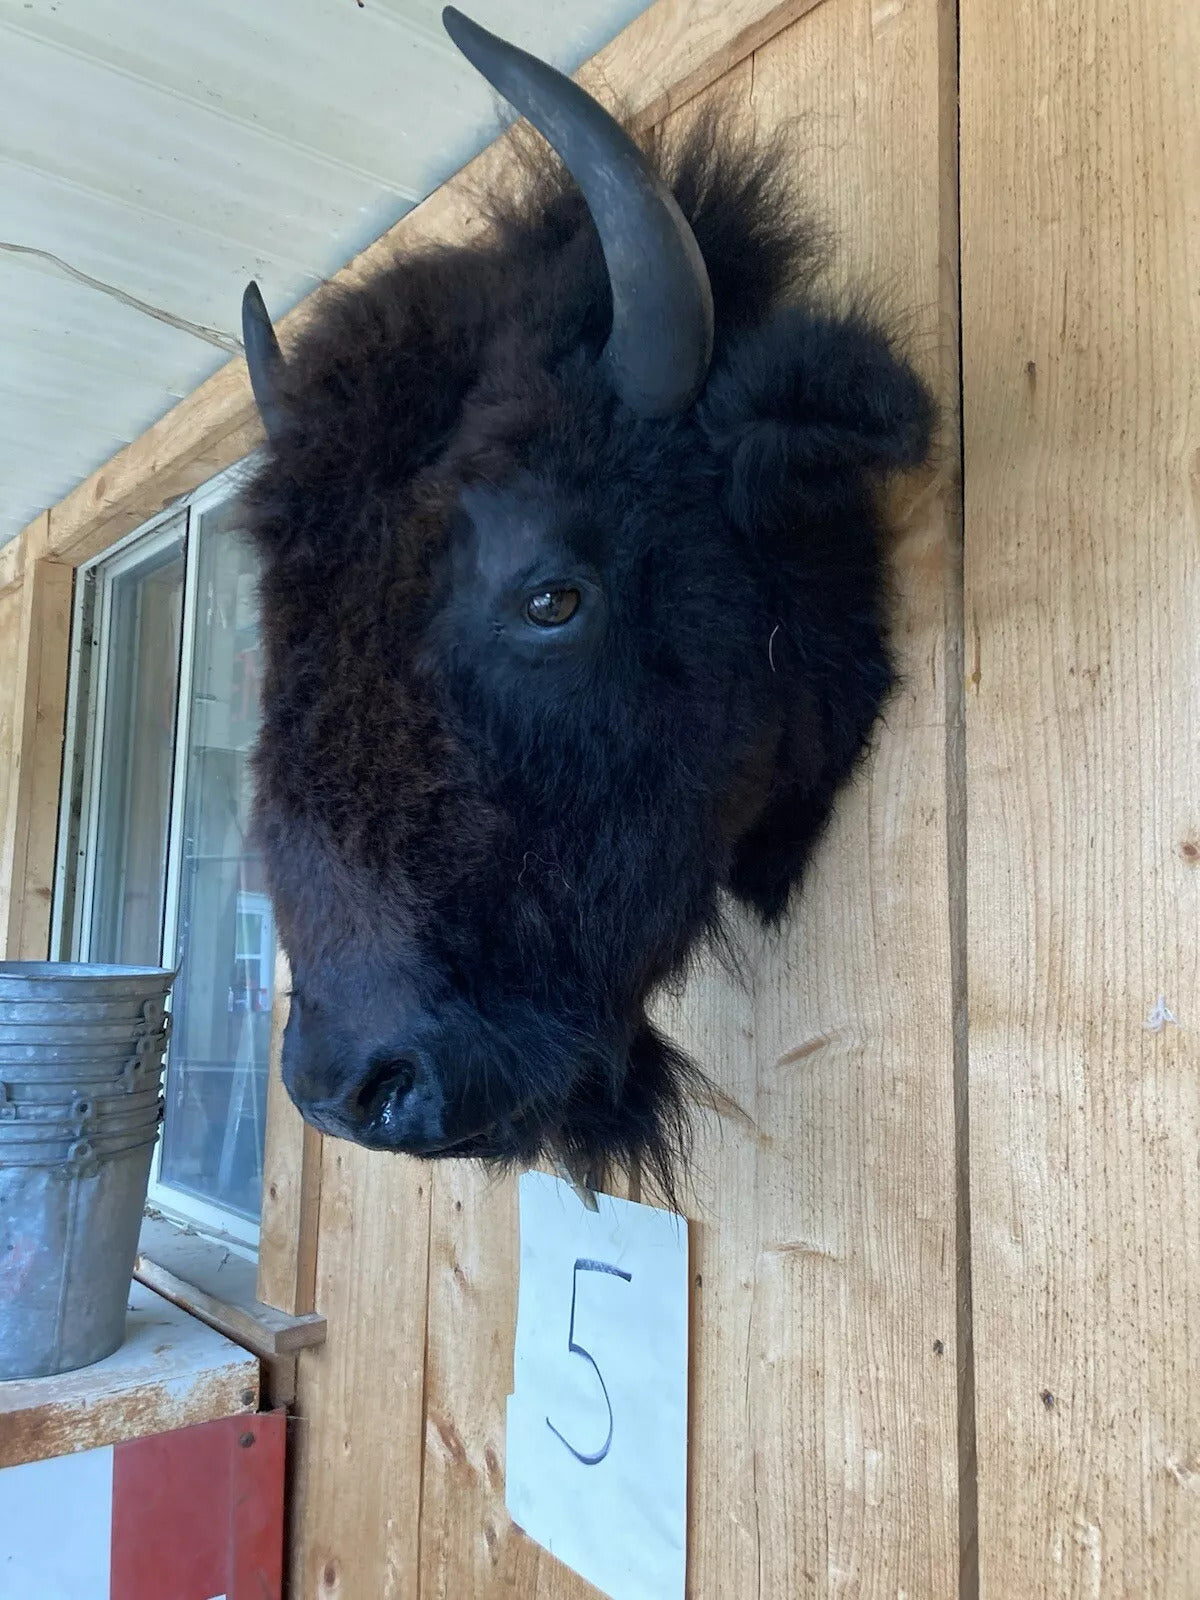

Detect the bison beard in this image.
[241,9,935,1201]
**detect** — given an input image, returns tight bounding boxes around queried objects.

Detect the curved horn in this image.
[442,7,713,418]
[241,280,286,439]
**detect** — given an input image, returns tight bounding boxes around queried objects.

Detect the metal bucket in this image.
[0,962,174,1381]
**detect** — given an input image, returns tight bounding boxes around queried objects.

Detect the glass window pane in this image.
[159,498,273,1223]
[88,535,185,966]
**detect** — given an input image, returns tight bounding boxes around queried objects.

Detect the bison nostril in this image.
[354,1054,418,1127]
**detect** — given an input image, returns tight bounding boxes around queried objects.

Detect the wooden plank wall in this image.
[961,0,1200,1594]
[290,0,964,1594]
[0,0,1195,1590]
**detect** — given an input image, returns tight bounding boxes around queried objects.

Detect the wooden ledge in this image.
[0,1281,258,1469]
[135,1215,326,1362]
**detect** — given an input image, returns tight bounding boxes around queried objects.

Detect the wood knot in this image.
[430,1411,469,1467]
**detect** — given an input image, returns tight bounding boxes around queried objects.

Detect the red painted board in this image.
[110,1411,284,1600]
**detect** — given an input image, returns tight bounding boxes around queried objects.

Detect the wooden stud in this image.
[0,588,26,903]
[257,949,324,1317]
[0,534,26,598]
[0,514,73,961]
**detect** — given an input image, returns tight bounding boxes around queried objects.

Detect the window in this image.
[54,468,274,1248]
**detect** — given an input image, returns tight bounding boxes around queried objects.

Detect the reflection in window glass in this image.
[159,499,274,1222]
[88,534,185,967]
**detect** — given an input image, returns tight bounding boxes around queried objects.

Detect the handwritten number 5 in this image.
[545,1257,632,1465]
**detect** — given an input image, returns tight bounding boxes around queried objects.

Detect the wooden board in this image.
[676,5,960,1593]
[135,1215,325,1359]
[0,583,25,905]
[0,1281,258,1469]
[0,535,25,598]
[417,1166,546,1598]
[960,0,1200,1592]
[288,1149,432,1598]
[404,1,962,1595]
[415,1149,642,1597]
[0,514,73,961]
[257,949,324,1318]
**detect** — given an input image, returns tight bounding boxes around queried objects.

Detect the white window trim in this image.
[50,503,188,964]
[80,515,188,968]
[52,460,267,1255]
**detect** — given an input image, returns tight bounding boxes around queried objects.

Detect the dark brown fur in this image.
[243,111,935,1196]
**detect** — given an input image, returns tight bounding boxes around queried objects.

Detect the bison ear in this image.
[698,309,935,534]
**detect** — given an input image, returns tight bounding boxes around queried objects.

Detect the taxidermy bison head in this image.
[242,7,934,1193]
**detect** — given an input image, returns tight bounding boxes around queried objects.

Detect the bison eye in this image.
[525,587,580,627]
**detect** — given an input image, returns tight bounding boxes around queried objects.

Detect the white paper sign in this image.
[506,1171,689,1600]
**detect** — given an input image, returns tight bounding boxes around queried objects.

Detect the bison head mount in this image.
[241,7,934,1197]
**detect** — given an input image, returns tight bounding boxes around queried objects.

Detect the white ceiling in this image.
[0,0,649,545]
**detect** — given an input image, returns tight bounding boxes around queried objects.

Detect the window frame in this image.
[55,509,188,970]
[51,460,267,1254]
